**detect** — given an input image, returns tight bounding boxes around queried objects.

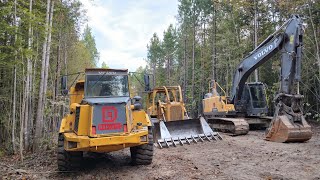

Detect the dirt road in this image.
[1,125,319,180]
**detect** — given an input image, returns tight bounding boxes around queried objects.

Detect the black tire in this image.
[130,127,154,165]
[57,134,83,171]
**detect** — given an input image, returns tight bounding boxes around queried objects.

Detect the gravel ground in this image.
[1,122,319,180]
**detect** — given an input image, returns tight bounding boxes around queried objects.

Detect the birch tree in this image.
[34,0,52,150]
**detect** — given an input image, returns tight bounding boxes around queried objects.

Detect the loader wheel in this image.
[57,134,83,171]
[130,127,154,165]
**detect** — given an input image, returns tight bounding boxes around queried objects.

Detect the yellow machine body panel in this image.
[202,81,235,116]
[202,80,249,135]
[202,96,235,115]
[69,80,85,104]
[63,130,148,153]
[59,68,152,153]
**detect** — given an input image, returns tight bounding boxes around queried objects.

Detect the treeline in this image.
[140,0,320,119]
[0,0,98,157]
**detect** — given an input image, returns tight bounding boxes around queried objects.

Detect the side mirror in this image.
[132,96,142,110]
[61,76,68,96]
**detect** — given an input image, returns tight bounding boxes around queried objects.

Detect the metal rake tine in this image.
[191,135,197,143]
[215,133,223,140]
[198,134,204,142]
[157,141,163,149]
[178,137,184,146]
[164,139,169,148]
[211,133,218,140]
[204,134,211,142]
[209,133,215,140]
[171,138,176,147]
[186,137,191,145]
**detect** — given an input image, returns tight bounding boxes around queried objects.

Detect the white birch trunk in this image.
[23,0,33,151]
[12,0,17,154]
[34,0,51,150]
[42,0,54,134]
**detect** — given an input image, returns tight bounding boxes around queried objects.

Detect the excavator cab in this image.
[236,82,268,117]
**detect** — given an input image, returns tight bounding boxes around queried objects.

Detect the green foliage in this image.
[82,25,99,65]
[101,62,108,68]
[68,41,95,74]
[145,0,320,119]
[0,0,99,152]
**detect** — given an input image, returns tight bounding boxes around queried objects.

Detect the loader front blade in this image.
[265,115,312,143]
[154,117,222,148]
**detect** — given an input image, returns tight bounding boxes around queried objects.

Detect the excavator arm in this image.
[231,33,283,103]
[230,14,312,142]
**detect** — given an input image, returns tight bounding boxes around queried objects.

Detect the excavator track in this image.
[204,115,249,135]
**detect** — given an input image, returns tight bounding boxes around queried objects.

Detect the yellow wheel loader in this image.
[146,86,222,148]
[58,68,154,171]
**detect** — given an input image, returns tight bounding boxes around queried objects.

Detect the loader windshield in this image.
[85,75,129,97]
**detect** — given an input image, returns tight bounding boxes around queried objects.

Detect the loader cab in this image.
[147,86,185,121]
[240,82,268,117]
[69,68,132,136]
[84,69,130,98]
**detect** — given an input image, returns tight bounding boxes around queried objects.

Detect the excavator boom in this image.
[232,15,312,142]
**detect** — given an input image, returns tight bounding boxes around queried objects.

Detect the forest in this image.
[0,0,319,162]
[136,0,320,121]
[0,0,98,157]
[0,0,320,179]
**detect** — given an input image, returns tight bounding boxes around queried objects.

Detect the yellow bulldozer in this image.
[146,85,222,148]
[58,68,154,171]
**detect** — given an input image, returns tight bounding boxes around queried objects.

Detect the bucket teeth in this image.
[156,133,222,148]
[205,134,210,141]
[178,137,183,145]
[171,138,177,147]
[154,118,222,148]
[198,135,204,142]
[164,139,169,148]
[185,137,191,145]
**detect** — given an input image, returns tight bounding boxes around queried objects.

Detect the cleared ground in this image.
[1,123,319,180]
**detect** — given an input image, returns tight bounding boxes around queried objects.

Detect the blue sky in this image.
[80,0,178,71]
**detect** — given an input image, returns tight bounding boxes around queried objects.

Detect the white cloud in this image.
[80,0,178,71]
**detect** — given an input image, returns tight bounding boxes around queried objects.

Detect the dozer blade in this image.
[265,115,312,143]
[154,117,222,148]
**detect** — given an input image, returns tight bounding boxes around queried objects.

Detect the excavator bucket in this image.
[265,115,312,143]
[153,117,222,148]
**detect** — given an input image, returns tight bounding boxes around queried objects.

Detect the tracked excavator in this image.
[143,76,221,148]
[203,14,312,142]
[203,80,271,135]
